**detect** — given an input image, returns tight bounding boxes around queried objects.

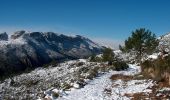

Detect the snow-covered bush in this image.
[60,82,73,90]
[86,66,99,80]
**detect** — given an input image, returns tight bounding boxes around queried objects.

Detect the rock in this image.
[73,83,80,89]
[44,95,52,100]
[0,31,103,77]
[0,32,8,41]
[52,89,59,94]
[37,97,41,100]
[51,89,60,98]
[11,30,25,39]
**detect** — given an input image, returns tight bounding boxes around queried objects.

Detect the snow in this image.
[0,37,26,47]
[158,87,170,92]
[57,71,113,100]
[44,64,154,100]
[0,57,155,100]
[52,89,60,94]
[163,33,170,38]
[147,53,159,60]
[78,59,87,63]
[114,50,122,54]
[73,83,80,89]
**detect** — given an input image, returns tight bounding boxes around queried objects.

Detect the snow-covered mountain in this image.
[0,31,102,76]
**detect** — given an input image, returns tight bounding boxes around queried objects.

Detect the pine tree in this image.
[102,48,114,64]
[120,28,158,61]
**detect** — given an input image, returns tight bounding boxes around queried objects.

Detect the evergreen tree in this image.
[102,48,114,64]
[120,28,158,61]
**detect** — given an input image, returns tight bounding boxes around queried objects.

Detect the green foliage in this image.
[120,28,158,61]
[102,48,115,63]
[60,82,72,90]
[24,80,39,87]
[86,66,99,80]
[52,92,59,98]
[78,67,90,73]
[90,54,102,62]
[113,60,129,71]
[119,45,125,52]
[90,54,96,62]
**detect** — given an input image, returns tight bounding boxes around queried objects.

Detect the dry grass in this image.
[110,73,170,99]
[125,81,170,100]
[125,92,159,100]
[110,74,133,81]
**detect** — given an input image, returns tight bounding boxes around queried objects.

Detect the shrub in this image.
[102,48,115,63]
[113,60,129,71]
[89,55,102,62]
[141,54,170,82]
[24,80,39,87]
[90,54,97,62]
[76,62,84,66]
[98,66,108,72]
[86,67,99,79]
[51,89,60,98]
[76,79,87,88]
[60,82,72,90]
[78,67,90,73]
[108,66,115,71]
[52,92,59,98]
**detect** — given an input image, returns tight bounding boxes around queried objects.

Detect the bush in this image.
[86,67,99,79]
[141,54,170,82]
[102,48,115,63]
[60,82,72,90]
[113,60,129,71]
[108,66,116,71]
[78,67,90,73]
[24,80,39,87]
[89,55,102,62]
[98,66,108,72]
[52,92,59,98]
[90,54,97,62]
[76,62,84,66]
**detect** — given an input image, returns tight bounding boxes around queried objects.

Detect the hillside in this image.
[0,31,102,76]
[1,30,170,100]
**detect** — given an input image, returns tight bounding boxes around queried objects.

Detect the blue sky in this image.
[0,0,170,48]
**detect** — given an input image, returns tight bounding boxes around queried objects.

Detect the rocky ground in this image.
[0,59,170,100]
[41,63,170,100]
[0,59,112,100]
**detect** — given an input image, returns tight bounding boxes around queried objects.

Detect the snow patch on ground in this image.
[45,64,154,100]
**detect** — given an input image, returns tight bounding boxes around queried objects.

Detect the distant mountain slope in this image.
[0,31,103,76]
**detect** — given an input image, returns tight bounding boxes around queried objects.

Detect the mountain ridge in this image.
[0,30,103,76]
